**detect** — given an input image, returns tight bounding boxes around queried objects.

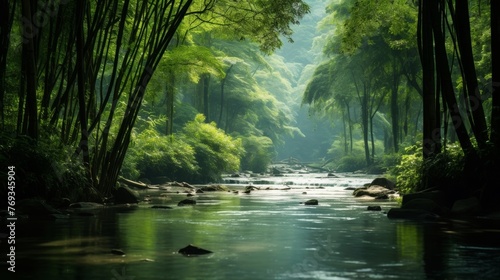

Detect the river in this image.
[2,173,500,279]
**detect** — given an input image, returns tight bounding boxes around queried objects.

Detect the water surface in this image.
[2,173,500,279]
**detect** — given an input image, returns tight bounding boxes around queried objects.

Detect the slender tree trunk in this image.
[431,0,474,154]
[369,114,375,162]
[419,0,440,158]
[491,0,500,148]
[361,85,370,166]
[21,0,38,140]
[202,74,210,121]
[341,106,348,155]
[391,56,400,152]
[453,0,488,149]
[346,102,353,153]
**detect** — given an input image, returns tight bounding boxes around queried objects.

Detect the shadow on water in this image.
[2,174,500,279]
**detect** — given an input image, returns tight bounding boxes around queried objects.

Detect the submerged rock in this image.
[178,244,213,256]
[177,199,196,206]
[151,205,173,209]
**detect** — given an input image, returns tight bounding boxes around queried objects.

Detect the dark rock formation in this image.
[367,206,382,211]
[114,186,139,204]
[451,197,481,215]
[178,199,196,206]
[178,244,213,256]
[370,178,396,190]
[304,199,319,205]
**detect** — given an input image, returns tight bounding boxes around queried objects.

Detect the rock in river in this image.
[178,244,213,256]
[304,199,319,205]
[177,199,196,206]
[114,186,139,204]
[367,206,382,211]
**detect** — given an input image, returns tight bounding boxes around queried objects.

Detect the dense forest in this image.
[1,0,499,211]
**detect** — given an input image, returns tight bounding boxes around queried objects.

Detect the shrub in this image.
[335,154,367,172]
[390,142,465,194]
[180,114,244,182]
[123,129,198,182]
[240,135,275,173]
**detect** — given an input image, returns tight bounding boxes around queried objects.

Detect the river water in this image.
[3,173,500,279]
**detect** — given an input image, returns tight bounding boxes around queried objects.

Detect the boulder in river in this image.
[178,199,196,206]
[369,177,396,190]
[353,185,395,198]
[304,199,319,205]
[114,186,139,204]
[367,206,382,211]
[178,244,213,256]
[451,196,481,215]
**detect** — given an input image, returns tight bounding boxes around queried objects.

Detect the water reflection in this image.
[2,176,500,279]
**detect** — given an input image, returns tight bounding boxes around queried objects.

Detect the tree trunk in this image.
[453,0,488,149]
[391,55,400,153]
[361,85,370,166]
[419,0,440,158]
[491,0,500,149]
[21,0,39,140]
[431,0,474,155]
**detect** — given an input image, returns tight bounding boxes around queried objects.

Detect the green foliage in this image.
[240,136,275,173]
[390,142,465,194]
[123,129,198,182]
[335,154,366,172]
[390,144,423,194]
[181,114,244,182]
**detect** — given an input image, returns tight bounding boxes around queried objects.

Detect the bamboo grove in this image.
[0,0,310,201]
